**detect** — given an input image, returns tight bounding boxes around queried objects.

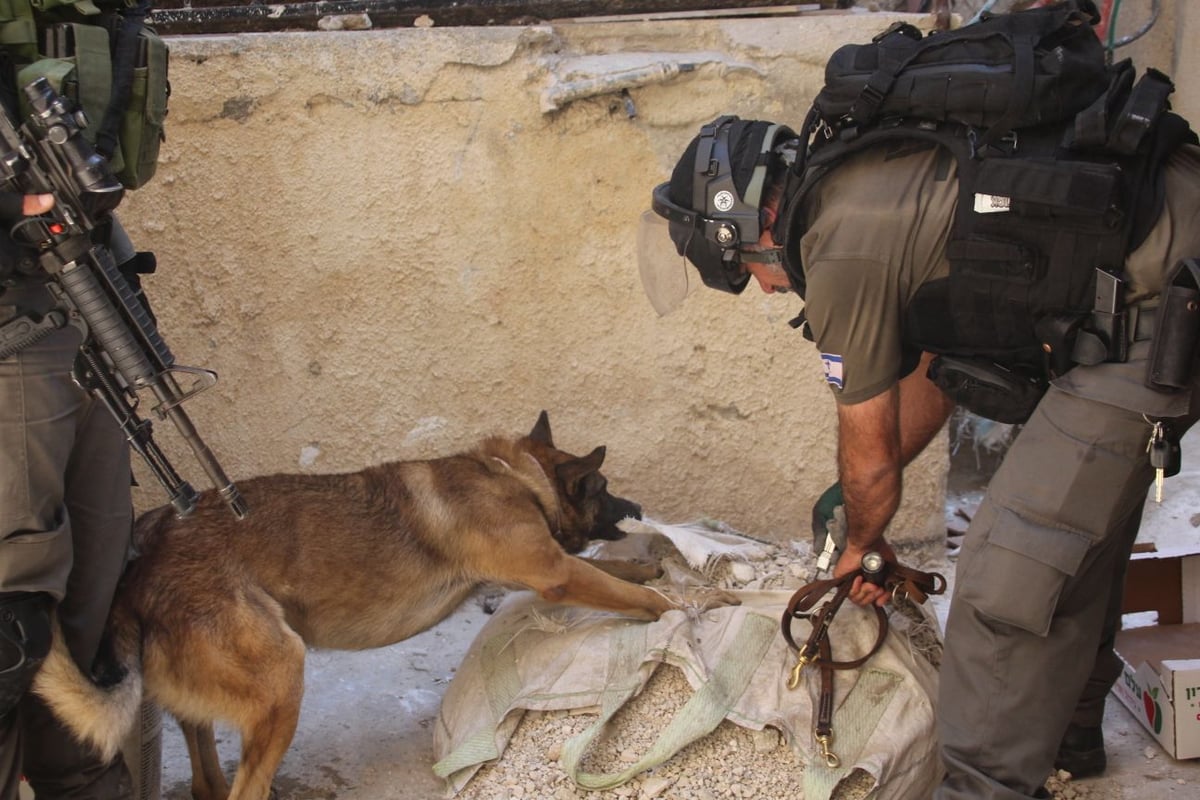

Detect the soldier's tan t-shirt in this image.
[798,141,958,404]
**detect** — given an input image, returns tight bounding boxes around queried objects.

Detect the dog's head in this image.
[524,410,642,554]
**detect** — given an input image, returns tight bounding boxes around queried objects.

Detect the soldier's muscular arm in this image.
[834,352,954,606]
[836,384,902,587]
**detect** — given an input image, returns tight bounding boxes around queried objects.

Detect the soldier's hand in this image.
[834,539,895,609]
[0,192,54,222]
[21,194,53,216]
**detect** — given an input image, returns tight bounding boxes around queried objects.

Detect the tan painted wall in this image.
[1166,1,1199,116]
[117,4,1192,552]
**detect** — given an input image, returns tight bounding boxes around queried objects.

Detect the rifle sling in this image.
[0,307,66,358]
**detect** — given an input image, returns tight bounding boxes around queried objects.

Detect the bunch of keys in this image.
[1146,419,1182,502]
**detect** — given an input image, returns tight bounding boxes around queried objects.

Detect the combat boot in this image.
[1053,723,1106,779]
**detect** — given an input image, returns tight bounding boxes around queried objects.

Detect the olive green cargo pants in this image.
[936,340,1200,799]
[0,282,132,800]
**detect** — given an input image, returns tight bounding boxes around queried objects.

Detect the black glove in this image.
[0,191,35,282]
[0,191,23,223]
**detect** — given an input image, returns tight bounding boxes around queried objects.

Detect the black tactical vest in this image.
[775,5,1197,420]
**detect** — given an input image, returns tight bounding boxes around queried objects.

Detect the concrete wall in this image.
[118,3,1194,552]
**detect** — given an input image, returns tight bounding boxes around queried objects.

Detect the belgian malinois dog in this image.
[35,412,734,800]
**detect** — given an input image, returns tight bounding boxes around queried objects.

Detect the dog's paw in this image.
[476,586,509,615]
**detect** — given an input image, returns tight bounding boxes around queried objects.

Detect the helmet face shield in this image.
[638,182,751,316]
[637,209,697,316]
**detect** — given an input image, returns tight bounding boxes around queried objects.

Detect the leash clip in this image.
[787,651,816,690]
[816,733,840,768]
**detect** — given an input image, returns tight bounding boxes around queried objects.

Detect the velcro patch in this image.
[821,353,844,390]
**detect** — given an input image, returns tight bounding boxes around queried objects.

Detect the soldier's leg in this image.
[0,287,81,800]
[21,377,132,799]
[0,286,132,800]
[0,593,53,800]
[935,383,1156,799]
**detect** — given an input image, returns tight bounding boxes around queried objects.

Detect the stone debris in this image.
[456,662,883,800]
[1044,771,1100,800]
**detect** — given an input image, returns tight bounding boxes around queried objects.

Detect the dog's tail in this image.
[32,610,143,762]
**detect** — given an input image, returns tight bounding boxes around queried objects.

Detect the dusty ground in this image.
[152,422,1200,800]
[154,589,1200,800]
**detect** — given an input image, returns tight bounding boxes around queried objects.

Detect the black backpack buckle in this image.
[872,21,922,43]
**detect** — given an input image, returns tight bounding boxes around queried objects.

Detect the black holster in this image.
[927,355,1047,424]
[1146,258,1200,392]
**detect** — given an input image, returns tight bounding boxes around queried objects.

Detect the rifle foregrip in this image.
[90,245,174,370]
[57,257,159,386]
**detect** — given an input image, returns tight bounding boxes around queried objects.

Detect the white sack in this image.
[433,589,942,799]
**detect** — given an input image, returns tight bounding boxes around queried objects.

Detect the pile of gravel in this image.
[457,662,877,800]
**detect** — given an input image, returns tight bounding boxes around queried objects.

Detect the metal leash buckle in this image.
[816,733,840,768]
[787,650,817,690]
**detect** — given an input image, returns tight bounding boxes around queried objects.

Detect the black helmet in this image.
[647,116,798,297]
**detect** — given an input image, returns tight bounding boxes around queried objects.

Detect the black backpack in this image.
[813,0,1110,150]
[777,0,1197,423]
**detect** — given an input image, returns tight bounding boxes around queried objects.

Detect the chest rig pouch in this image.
[775,2,1196,423]
[0,0,167,189]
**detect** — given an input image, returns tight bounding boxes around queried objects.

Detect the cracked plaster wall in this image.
[118,7,1191,551]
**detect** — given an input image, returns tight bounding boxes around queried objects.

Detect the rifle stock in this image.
[0,77,247,520]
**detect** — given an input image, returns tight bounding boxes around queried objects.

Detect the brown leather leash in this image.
[781,559,946,767]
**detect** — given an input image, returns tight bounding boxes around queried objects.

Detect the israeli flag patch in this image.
[820,353,844,390]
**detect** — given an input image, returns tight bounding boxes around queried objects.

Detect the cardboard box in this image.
[1112,548,1200,759]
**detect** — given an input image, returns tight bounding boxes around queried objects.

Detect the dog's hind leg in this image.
[155,587,307,800]
[181,720,229,800]
[225,677,304,800]
[223,614,306,800]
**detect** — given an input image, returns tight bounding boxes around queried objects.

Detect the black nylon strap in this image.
[1108,69,1175,155]
[96,1,152,161]
[973,32,1035,153]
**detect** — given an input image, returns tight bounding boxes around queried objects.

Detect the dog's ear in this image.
[530,410,553,446]
[556,446,606,497]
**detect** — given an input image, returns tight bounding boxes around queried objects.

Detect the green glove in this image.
[811,481,846,573]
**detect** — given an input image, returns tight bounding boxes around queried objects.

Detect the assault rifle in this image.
[0,77,247,520]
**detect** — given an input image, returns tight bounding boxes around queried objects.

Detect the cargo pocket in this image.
[987,386,1153,538]
[955,502,1091,637]
[0,517,73,595]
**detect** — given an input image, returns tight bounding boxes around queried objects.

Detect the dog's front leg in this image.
[503,549,674,620]
[546,557,741,618]
[550,557,675,620]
